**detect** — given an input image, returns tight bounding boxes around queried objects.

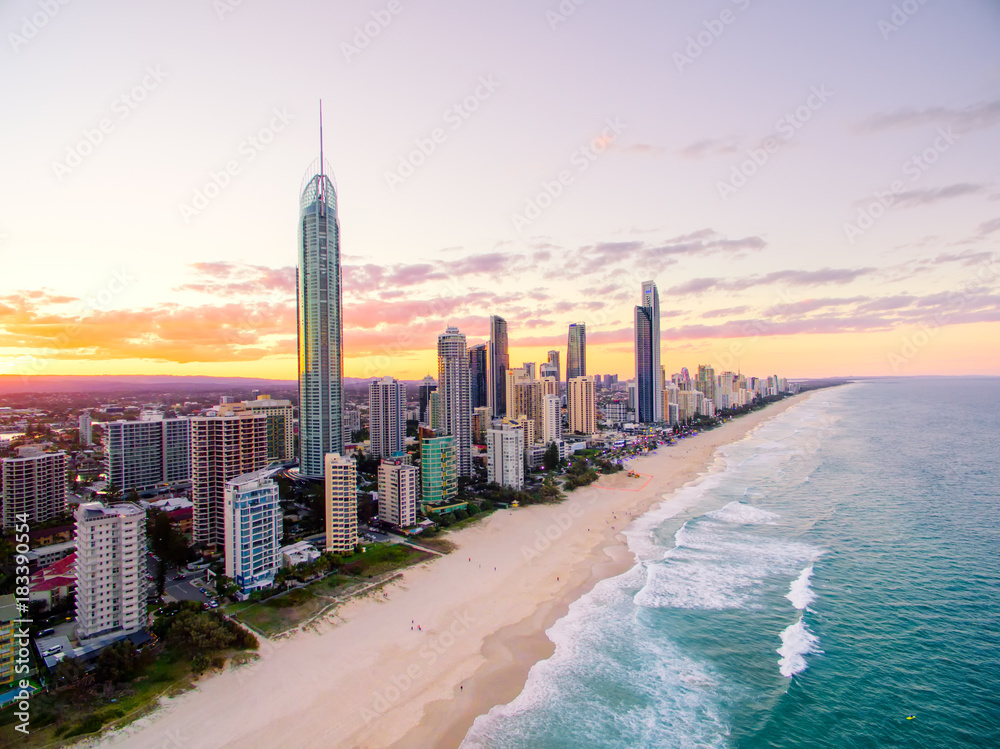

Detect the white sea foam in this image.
[777,617,822,677]
[786,565,817,610]
[706,500,781,525]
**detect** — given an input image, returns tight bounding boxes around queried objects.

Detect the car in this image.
[37,628,55,637]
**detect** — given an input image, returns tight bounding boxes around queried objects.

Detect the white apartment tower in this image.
[74,502,147,639]
[190,412,268,547]
[369,377,406,460]
[224,469,282,598]
[568,376,597,435]
[1,447,67,528]
[78,412,92,446]
[487,423,525,491]
[377,458,419,528]
[542,394,563,445]
[325,453,358,553]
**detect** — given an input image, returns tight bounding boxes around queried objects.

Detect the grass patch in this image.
[227,543,435,638]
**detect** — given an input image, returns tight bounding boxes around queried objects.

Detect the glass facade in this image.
[420,435,457,503]
[297,156,344,478]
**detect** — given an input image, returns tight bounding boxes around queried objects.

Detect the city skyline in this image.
[2,1,999,384]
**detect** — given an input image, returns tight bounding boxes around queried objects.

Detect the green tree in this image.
[543,442,560,471]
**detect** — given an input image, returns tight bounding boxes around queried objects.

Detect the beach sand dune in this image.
[94,395,809,749]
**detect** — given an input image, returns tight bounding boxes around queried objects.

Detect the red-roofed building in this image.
[29,552,76,611]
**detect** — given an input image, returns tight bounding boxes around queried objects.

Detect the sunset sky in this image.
[2,0,998,382]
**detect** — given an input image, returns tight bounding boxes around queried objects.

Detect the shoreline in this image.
[96,393,814,749]
[394,393,813,749]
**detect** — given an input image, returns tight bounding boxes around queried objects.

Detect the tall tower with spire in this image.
[297,102,344,477]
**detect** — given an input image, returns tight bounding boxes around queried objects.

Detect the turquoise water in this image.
[462,378,1000,748]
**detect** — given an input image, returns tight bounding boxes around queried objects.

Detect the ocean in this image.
[461,378,1000,749]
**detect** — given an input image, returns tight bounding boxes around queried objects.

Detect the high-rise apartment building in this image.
[419,428,457,504]
[74,501,147,639]
[1,446,67,528]
[634,280,663,423]
[78,412,92,446]
[546,350,560,382]
[472,406,490,445]
[568,376,596,435]
[325,453,357,553]
[428,391,443,431]
[487,423,525,490]
[487,315,509,418]
[378,458,419,528]
[368,377,406,459]
[567,323,587,391]
[505,367,531,420]
[542,394,563,444]
[103,418,191,494]
[190,412,268,547]
[297,109,345,478]
[417,375,437,424]
[523,362,536,380]
[468,343,488,410]
[224,469,281,598]
[697,365,717,406]
[216,396,294,462]
[437,327,472,476]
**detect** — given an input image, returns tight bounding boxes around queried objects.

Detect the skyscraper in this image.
[487,315,509,418]
[634,280,663,423]
[368,376,406,459]
[438,327,472,476]
[487,424,525,490]
[567,323,587,391]
[568,376,596,435]
[417,375,437,424]
[378,458,419,528]
[297,105,344,478]
[74,501,147,639]
[468,343,488,409]
[325,453,358,553]
[419,428,457,504]
[224,470,281,598]
[78,412,92,445]
[2,447,67,528]
[191,412,268,547]
[547,350,561,382]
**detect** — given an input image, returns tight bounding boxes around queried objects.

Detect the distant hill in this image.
[0,375,422,395]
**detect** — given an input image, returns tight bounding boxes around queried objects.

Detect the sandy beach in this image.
[94,394,810,749]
